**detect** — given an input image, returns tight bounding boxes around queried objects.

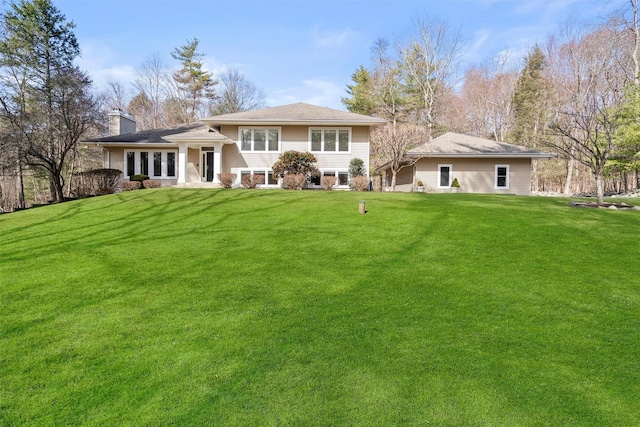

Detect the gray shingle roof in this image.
[408,132,554,158]
[202,103,387,126]
[84,123,230,145]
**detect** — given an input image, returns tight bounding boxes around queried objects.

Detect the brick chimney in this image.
[108,110,136,136]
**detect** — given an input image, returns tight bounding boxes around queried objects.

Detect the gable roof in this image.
[201,102,387,126]
[84,123,232,146]
[408,132,555,159]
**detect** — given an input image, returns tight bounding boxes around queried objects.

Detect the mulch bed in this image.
[568,201,639,210]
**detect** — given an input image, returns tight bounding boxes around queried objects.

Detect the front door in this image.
[202,148,215,182]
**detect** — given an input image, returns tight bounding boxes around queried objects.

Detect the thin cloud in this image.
[311,25,357,48]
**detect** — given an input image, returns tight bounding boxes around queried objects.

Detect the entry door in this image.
[202,149,215,182]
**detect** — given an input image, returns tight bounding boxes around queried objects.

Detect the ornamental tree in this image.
[271,151,320,181]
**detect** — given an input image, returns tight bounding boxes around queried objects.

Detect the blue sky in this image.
[55,0,620,110]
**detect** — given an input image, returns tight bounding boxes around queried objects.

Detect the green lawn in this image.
[1,189,639,426]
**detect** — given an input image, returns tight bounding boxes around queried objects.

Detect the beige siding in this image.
[108,148,125,172]
[414,158,532,195]
[220,124,371,176]
[187,147,200,182]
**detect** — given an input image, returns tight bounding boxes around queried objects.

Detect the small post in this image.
[359,200,366,214]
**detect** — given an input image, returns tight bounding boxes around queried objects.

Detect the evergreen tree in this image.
[342,66,376,115]
[0,0,97,203]
[170,38,217,122]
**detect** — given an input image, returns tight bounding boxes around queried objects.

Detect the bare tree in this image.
[132,54,168,129]
[210,68,265,115]
[399,14,463,138]
[372,123,426,191]
[461,59,517,142]
[546,23,633,203]
[101,80,131,111]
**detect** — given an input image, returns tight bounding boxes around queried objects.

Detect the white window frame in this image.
[309,128,351,153]
[238,127,281,153]
[125,149,177,179]
[438,164,453,188]
[495,164,510,189]
[238,169,279,187]
[309,170,350,188]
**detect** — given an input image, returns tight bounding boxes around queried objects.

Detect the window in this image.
[496,165,509,189]
[167,152,176,177]
[238,169,278,185]
[311,170,349,187]
[240,128,280,152]
[153,152,162,177]
[140,152,149,175]
[438,164,452,188]
[126,151,135,176]
[125,150,177,179]
[310,129,350,152]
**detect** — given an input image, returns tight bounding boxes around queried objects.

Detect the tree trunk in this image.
[564,157,574,195]
[391,170,397,192]
[595,173,604,204]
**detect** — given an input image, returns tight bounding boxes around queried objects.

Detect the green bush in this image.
[130,174,149,182]
[451,178,460,188]
[349,158,366,177]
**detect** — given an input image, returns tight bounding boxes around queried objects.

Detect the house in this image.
[384,132,555,195]
[85,103,386,188]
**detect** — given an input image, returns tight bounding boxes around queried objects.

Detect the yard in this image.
[1,189,639,425]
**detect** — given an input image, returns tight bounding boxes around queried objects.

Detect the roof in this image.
[201,102,387,126]
[83,123,232,146]
[408,132,555,159]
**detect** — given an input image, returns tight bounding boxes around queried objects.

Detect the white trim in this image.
[495,164,510,189]
[237,169,280,187]
[238,127,281,153]
[309,128,352,154]
[124,149,177,179]
[438,164,452,188]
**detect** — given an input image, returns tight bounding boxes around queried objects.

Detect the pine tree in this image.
[170,38,217,122]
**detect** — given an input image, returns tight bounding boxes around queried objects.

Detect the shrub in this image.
[218,172,237,188]
[120,181,141,191]
[417,180,424,187]
[321,176,337,190]
[349,158,366,177]
[241,174,265,189]
[130,174,149,182]
[272,151,320,180]
[451,178,460,188]
[72,168,122,198]
[282,174,307,190]
[142,179,162,189]
[350,176,369,192]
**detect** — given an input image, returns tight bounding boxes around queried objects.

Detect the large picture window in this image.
[495,165,509,189]
[310,129,350,152]
[240,128,280,152]
[125,150,177,179]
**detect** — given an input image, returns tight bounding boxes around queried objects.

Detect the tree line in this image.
[0,0,265,212]
[343,1,640,203]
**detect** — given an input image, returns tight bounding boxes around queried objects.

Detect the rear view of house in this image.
[85,103,386,188]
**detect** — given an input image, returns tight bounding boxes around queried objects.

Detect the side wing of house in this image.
[414,157,533,195]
